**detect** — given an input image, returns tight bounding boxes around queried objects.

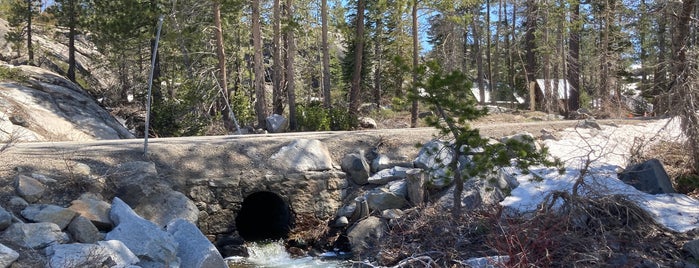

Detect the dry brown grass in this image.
[287,212,332,252]
[632,141,699,198]
[373,193,690,267]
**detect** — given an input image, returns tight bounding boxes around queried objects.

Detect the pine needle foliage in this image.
[409,60,561,215]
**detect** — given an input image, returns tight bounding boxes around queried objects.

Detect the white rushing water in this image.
[225,240,349,268]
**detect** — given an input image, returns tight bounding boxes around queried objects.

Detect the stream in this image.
[225,241,351,268]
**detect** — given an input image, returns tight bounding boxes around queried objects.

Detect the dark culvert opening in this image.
[235,191,294,242]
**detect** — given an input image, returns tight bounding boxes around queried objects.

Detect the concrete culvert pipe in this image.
[235,191,294,242]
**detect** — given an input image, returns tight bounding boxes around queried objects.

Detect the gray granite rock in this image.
[167,219,226,268]
[106,197,179,268]
[2,222,69,249]
[21,204,78,229]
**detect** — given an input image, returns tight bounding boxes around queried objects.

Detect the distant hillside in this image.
[0,17,117,101]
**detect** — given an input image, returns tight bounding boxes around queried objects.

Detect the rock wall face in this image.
[0,65,133,142]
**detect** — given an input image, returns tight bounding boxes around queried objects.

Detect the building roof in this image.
[470,82,525,104]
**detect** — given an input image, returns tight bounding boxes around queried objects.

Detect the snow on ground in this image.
[500,118,699,232]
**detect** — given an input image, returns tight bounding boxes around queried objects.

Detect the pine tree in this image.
[5,0,39,63]
[252,0,267,128]
[411,60,559,215]
[348,0,366,119]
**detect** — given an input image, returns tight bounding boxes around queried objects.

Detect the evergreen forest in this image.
[1,0,697,138]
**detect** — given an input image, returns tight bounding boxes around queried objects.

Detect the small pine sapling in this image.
[409,60,562,216]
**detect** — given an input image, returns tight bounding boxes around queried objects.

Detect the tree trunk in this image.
[273,0,284,114]
[599,5,610,109]
[26,0,33,65]
[321,0,332,109]
[67,0,76,83]
[253,0,268,128]
[374,18,383,107]
[286,0,297,131]
[349,0,365,118]
[672,0,698,171]
[653,7,667,106]
[410,0,419,128]
[567,0,580,112]
[506,0,515,94]
[172,1,193,80]
[213,1,232,130]
[150,0,162,104]
[471,10,485,105]
[486,0,494,104]
[524,0,537,100]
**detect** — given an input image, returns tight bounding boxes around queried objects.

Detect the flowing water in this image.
[225,241,350,268]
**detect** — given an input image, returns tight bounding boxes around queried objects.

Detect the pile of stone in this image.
[335,134,534,258]
[1,162,226,268]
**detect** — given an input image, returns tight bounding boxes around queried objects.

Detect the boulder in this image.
[438,176,508,212]
[131,189,199,228]
[576,118,602,130]
[68,193,113,230]
[67,215,103,243]
[618,159,675,194]
[358,117,377,129]
[540,128,558,140]
[683,239,699,260]
[108,162,198,227]
[45,243,113,267]
[8,196,28,211]
[333,216,349,228]
[387,180,408,198]
[0,243,18,268]
[0,65,134,142]
[380,209,404,220]
[265,114,288,133]
[341,153,371,185]
[97,240,140,267]
[500,132,540,152]
[108,161,158,191]
[70,162,92,177]
[0,206,12,231]
[105,197,180,268]
[348,197,369,223]
[1,222,69,249]
[30,173,57,184]
[366,188,408,211]
[21,204,78,229]
[45,241,139,268]
[14,174,46,203]
[414,140,455,189]
[371,154,391,173]
[347,216,386,259]
[497,166,520,189]
[109,161,167,208]
[337,202,356,219]
[270,139,334,172]
[406,168,426,205]
[414,140,453,169]
[367,166,411,185]
[167,219,226,268]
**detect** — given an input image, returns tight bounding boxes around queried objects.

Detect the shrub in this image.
[296,103,356,131]
[230,90,255,127]
[0,65,28,82]
[296,102,330,131]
